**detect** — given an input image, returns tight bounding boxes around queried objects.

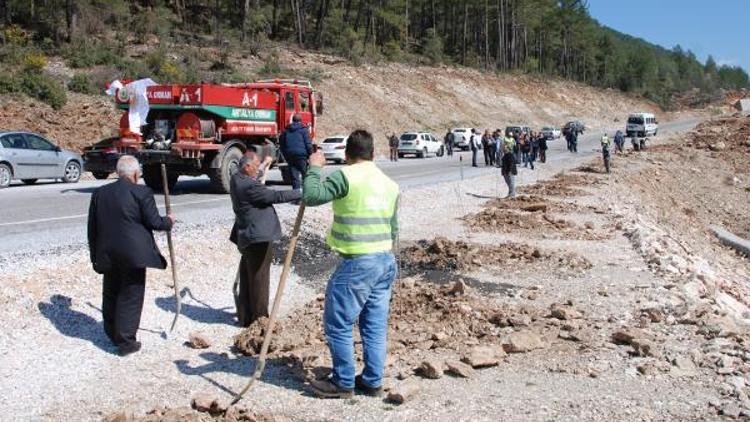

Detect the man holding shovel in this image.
[87,155,175,356]
[303,129,400,398]
[229,151,301,327]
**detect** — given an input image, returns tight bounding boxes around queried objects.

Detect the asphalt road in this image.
[0,118,701,254]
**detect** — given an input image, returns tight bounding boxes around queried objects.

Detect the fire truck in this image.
[112,79,322,193]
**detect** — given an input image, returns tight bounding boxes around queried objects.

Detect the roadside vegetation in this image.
[0,0,748,110]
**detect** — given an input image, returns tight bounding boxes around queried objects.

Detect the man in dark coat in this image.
[280,114,313,191]
[444,130,454,157]
[230,151,301,327]
[87,155,174,356]
[388,133,400,162]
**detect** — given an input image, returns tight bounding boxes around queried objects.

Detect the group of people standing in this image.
[445,128,549,199]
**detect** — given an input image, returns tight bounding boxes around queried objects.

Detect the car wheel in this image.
[436,146,445,157]
[92,172,110,180]
[0,163,12,188]
[63,161,81,183]
[420,147,428,158]
[398,153,404,159]
[22,179,38,185]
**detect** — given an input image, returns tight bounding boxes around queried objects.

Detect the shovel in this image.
[232,202,306,404]
[161,163,181,332]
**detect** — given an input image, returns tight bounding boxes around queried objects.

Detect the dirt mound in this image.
[482,194,592,213]
[233,277,575,378]
[399,237,591,272]
[0,93,119,152]
[685,116,750,175]
[465,206,607,241]
[107,404,285,422]
[518,172,598,197]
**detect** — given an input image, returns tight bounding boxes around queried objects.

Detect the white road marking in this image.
[0,197,229,227]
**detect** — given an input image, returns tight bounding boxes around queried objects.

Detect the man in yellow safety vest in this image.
[303,129,399,398]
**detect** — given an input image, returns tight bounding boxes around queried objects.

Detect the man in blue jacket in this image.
[280,114,313,192]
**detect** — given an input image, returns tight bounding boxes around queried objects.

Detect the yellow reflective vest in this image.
[326,162,399,255]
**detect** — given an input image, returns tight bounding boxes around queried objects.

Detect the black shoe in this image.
[355,375,383,397]
[118,341,141,357]
[310,378,354,399]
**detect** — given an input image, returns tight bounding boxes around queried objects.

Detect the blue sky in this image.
[587,0,750,73]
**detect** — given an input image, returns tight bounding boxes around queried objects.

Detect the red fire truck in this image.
[111,79,322,193]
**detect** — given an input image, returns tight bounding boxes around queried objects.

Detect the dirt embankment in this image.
[1,47,659,154]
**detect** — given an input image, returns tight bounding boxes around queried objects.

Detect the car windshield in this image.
[628,117,644,124]
[400,134,418,141]
[323,137,345,143]
[542,127,553,131]
[453,129,466,132]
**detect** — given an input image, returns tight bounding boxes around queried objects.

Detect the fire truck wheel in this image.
[143,165,178,193]
[210,146,243,193]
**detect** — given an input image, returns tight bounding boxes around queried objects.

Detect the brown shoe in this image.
[310,378,353,399]
[355,375,383,397]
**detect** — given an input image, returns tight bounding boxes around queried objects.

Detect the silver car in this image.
[0,131,83,188]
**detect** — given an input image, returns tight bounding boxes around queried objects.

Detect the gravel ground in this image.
[4,119,743,421]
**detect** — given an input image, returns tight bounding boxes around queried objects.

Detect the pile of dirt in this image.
[105,402,285,422]
[518,172,598,197]
[685,115,750,175]
[465,206,607,241]
[0,93,120,152]
[233,277,585,379]
[399,237,591,272]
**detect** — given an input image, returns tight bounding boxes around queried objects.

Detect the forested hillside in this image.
[0,0,748,110]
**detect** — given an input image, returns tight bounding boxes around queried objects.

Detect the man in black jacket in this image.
[280,114,313,192]
[87,155,175,356]
[230,151,301,327]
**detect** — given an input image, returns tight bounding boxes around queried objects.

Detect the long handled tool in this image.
[232,203,306,404]
[161,163,181,332]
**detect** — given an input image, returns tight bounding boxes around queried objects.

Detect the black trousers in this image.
[446,143,453,156]
[471,148,478,167]
[102,268,146,347]
[237,242,274,327]
[288,157,308,191]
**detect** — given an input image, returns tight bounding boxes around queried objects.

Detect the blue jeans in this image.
[324,252,397,390]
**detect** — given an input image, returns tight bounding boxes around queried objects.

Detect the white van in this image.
[626,113,658,137]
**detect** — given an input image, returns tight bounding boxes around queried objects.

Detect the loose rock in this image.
[188,332,212,349]
[503,332,544,353]
[387,381,421,404]
[445,360,476,378]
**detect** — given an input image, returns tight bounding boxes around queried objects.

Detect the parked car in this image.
[0,131,82,188]
[450,127,473,151]
[505,126,530,138]
[320,135,348,163]
[540,126,561,140]
[563,121,585,136]
[83,136,121,180]
[398,132,444,158]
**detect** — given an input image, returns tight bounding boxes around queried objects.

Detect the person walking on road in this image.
[388,133,400,162]
[494,130,503,167]
[280,114,313,192]
[539,133,548,163]
[614,130,625,154]
[229,152,301,327]
[444,130,454,157]
[513,131,522,164]
[482,130,493,166]
[520,132,532,168]
[501,135,518,199]
[528,131,540,170]
[600,133,612,173]
[87,155,175,356]
[470,129,480,167]
[303,129,400,399]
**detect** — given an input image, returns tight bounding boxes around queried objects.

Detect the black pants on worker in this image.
[288,157,308,191]
[389,147,399,161]
[471,148,478,167]
[446,142,453,156]
[237,242,274,327]
[102,268,146,348]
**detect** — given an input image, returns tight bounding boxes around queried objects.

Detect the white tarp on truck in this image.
[106,78,158,135]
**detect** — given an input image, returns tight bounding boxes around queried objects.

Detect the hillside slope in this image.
[0,49,660,154]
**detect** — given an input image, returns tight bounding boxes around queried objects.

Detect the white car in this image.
[541,126,561,140]
[320,135,347,163]
[450,128,473,150]
[398,132,444,158]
